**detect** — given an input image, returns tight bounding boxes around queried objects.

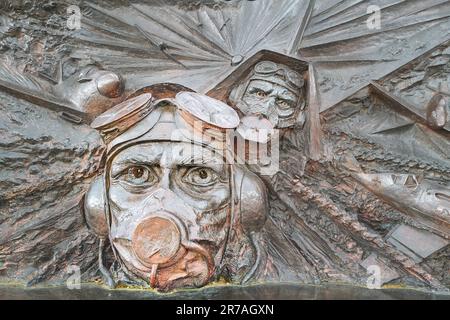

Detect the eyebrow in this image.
[278,87,297,96]
[277,94,295,100]
[110,156,160,176]
[113,154,159,165]
[256,87,272,93]
[249,81,273,91]
[110,151,224,174]
[177,150,225,172]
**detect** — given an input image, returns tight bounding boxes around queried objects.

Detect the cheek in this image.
[192,187,230,241]
[175,184,231,211]
[205,186,230,209]
[277,107,296,117]
[243,94,266,106]
[108,183,148,212]
[196,206,230,245]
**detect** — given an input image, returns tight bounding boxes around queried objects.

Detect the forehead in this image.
[246,79,297,98]
[111,141,225,167]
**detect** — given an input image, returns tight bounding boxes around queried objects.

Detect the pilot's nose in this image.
[257,97,276,116]
[132,216,181,266]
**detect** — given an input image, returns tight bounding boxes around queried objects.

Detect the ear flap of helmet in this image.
[233,166,268,234]
[83,175,108,238]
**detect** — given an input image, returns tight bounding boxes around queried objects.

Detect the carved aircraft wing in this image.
[69,0,312,93]
[300,0,450,111]
[66,0,450,113]
[0,59,69,113]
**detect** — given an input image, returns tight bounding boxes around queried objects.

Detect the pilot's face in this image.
[107,141,231,290]
[240,79,302,128]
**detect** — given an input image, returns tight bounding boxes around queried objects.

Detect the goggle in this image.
[91,91,240,143]
[253,61,304,89]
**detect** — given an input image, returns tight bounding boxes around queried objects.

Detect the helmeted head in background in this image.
[229,60,306,129]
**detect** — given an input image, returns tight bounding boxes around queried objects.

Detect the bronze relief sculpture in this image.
[84,87,271,290]
[0,0,449,294]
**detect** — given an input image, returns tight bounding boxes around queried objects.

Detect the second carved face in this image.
[231,61,306,129]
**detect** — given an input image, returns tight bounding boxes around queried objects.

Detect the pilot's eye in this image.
[119,165,157,187]
[251,88,267,98]
[183,167,218,187]
[130,167,144,179]
[199,169,208,179]
[276,99,292,109]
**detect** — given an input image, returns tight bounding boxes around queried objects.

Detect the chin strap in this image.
[98,238,116,288]
[213,164,235,280]
[241,232,265,284]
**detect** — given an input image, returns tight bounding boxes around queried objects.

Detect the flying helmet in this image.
[83,84,269,287]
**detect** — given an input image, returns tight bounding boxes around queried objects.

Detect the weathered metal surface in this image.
[0,0,448,293]
[1,283,450,300]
